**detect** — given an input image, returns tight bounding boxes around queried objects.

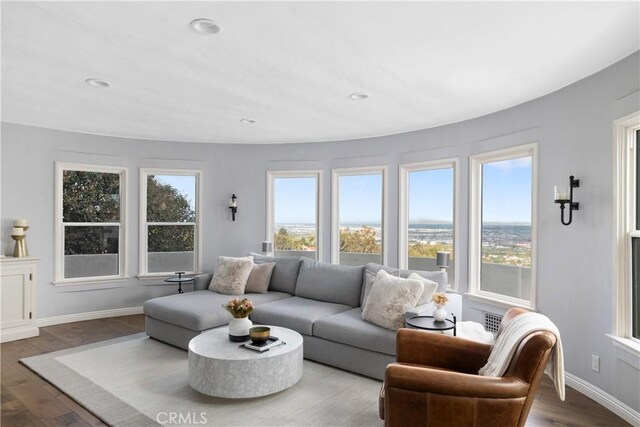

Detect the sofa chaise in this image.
[143,255,462,380]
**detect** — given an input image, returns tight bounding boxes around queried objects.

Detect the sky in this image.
[482,157,532,223]
[154,175,196,211]
[338,174,382,223]
[409,168,453,223]
[274,177,317,223]
[266,157,532,225]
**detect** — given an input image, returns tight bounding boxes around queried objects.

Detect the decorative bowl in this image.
[249,326,271,344]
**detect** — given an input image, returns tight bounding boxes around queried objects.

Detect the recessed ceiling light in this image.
[190,19,223,35]
[348,92,369,100]
[240,118,256,124]
[85,78,111,88]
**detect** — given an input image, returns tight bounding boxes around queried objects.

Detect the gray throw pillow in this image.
[245,262,275,294]
[209,256,254,295]
[361,270,424,331]
[361,262,400,306]
[249,253,303,294]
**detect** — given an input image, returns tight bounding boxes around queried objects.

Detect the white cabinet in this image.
[1,257,39,342]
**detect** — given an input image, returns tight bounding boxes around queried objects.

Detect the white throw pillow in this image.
[209,256,254,295]
[361,270,424,331]
[361,264,400,307]
[407,272,438,306]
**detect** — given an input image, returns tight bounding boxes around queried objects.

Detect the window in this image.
[55,163,127,284]
[614,112,640,344]
[469,144,537,308]
[266,171,321,260]
[399,159,458,288]
[140,169,201,276]
[332,167,387,266]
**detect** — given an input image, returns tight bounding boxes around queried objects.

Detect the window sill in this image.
[465,292,536,311]
[53,277,129,286]
[607,334,640,369]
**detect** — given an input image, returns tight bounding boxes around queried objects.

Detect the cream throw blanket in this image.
[478,312,565,401]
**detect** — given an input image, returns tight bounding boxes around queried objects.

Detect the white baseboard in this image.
[1,326,39,343]
[36,306,143,327]
[565,372,640,426]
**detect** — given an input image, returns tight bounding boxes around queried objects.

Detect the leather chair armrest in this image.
[385,363,529,399]
[396,328,492,374]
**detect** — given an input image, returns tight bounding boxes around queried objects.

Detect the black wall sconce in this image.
[228,194,238,221]
[554,176,579,226]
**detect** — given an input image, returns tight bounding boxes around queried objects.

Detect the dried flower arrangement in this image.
[223,298,254,318]
[431,292,449,307]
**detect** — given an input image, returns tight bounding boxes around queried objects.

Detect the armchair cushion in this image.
[396,328,491,374]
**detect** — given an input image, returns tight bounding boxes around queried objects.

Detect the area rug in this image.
[21,333,383,426]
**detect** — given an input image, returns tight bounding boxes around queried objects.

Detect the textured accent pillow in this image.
[399,268,448,293]
[361,262,400,306]
[245,262,276,294]
[209,256,254,295]
[361,270,424,331]
[408,272,439,306]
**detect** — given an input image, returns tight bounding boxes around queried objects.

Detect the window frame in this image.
[138,168,202,278]
[331,166,388,265]
[399,158,459,290]
[468,143,538,309]
[54,162,128,285]
[613,111,640,348]
[266,170,323,261]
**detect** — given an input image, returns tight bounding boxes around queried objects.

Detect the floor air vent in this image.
[483,312,503,333]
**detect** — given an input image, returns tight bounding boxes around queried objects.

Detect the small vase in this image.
[433,305,447,322]
[228,317,252,342]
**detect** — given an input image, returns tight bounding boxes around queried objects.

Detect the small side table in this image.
[406,314,457,336]
[164,271,194,294]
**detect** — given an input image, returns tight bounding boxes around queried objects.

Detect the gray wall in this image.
[1,52,639,411]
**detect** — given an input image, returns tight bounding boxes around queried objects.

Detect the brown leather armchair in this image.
[379,308,557,427]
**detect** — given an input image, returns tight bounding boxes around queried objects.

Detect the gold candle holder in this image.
[12,235,27,258]
[19,225,29,256]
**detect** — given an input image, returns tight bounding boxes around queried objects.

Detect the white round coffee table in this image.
[188,325,303,398]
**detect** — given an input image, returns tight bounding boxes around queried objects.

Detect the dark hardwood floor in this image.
[0,315,632,426]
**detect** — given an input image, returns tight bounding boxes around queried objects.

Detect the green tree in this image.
[340,226,380,253]
[274,228,316,251]
[63,171,120,255]
[62,172,195,255]
[408,242,452,258]
[146,176,195,252]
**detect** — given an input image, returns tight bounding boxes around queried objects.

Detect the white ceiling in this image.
[2,2,639,144]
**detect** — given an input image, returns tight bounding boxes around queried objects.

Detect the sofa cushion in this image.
[143,290,291,331]
[361,262,400,306]
[250,296,351,336]
[362,270,423,331]
[251,253,303,294]
[209,256,254,294]
[245,262,275,294]
[295,258,364,307]
[314,307,397,356]
[399,268,448,293]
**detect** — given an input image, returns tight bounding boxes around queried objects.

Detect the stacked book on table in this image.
[242,336,284,353]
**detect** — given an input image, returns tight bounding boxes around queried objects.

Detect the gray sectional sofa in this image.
[143,255,462,380]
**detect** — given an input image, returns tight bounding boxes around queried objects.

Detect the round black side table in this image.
[164,271,194,294]
[406,314,457,336]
